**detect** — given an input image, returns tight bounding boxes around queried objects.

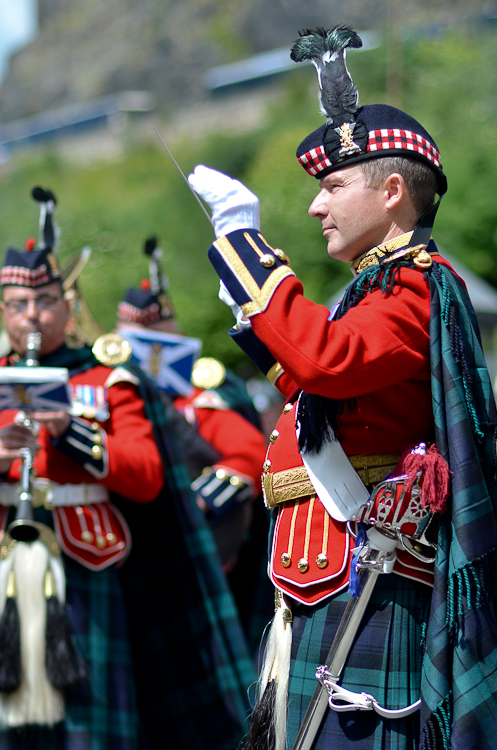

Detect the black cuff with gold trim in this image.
[208,229,295,318]
[52,417,108,479]
[191,467,253,523]
[229,327,278,378]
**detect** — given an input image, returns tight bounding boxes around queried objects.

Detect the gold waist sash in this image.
[263,453,401,509]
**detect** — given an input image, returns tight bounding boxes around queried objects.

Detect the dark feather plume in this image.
[143,235,164,295]
[143,236,158,256]
[31,187,57,205]
[31,185,58,250]
[290,25,362,125]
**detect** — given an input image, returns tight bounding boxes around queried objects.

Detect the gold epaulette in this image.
[191,357,226,389]
[92,334,132,367]
[352,231,435,274]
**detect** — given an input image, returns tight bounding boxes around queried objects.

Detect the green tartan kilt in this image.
[286,575,432,750]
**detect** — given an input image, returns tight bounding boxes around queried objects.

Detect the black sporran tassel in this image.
[0,570,22,693]
[243,680,277,750]
[44,570,87,691]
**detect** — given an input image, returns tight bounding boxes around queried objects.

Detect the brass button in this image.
[316,553,328,569]
[281,552,291,568]
[106,532,117,544]
[91,422,100,431]
[93,432,103,446]
[215,469,227,480]
[263,459,272,473]
[96,535,106,549]
[229,476,241,486]
[92,445,103,459]
[81,530,94,543]
[260,253,275,268]
[298,558,309,573]
[269,429,280,444]
[283,403,293,414]
[274,248,290,263]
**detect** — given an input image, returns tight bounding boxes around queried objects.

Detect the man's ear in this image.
[384,173,405,210]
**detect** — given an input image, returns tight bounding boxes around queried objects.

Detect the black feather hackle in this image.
[290,25,362,125]
[290,25,362,62]
[31,186,57,205]
[144,236,158,256]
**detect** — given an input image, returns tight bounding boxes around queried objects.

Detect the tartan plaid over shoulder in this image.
[420,263,497,750]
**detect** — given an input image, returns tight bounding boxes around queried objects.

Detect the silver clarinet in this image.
[8,331,42,543]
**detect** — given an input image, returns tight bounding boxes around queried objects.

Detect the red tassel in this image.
[395,443,451,514]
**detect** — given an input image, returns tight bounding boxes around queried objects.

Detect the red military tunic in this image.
[175,385,267,490]
[208,229,457,603]
[175,384,267,569]
[0,354,165,568]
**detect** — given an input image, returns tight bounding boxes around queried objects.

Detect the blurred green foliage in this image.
[0,26,496,375]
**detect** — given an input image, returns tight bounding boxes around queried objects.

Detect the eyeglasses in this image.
[3,295,63,314]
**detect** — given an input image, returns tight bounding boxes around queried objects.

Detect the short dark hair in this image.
[359,156,437,218]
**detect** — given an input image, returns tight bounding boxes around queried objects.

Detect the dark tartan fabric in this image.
[419,262,497,750]
[287,576,431,750]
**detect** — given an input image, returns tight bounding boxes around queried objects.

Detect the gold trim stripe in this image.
[267,362,284,385]
[258,234,276,252]
[302,497,315,563]
[287,501,299,559]
[214,235,295,317]
[244,232,266,259]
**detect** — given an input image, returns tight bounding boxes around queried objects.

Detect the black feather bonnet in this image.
[291,26,447,197]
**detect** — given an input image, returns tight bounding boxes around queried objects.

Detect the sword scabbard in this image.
[291,547,390,750]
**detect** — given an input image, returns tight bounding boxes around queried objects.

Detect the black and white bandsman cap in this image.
[1,187,62,288]
[291,26,447,247]
[117,237,175,325]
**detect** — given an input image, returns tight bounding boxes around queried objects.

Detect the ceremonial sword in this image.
[291,544,395,750]
[291,474,431,750]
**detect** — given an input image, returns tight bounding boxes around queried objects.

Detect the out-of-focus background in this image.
[1,0,497,390]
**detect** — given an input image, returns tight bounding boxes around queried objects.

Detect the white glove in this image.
[188,165,260,238]
[218,281,251,330]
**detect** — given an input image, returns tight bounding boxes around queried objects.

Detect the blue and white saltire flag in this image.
[0,367,72,412]
[119,327,202,396]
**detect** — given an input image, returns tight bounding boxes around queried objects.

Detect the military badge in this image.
[92,334,132,367]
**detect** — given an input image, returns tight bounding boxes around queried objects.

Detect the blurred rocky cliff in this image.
[0,0,452,122]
